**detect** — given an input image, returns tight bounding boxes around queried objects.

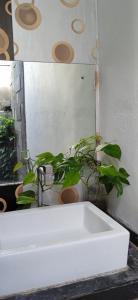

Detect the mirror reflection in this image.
[0,61,96,184]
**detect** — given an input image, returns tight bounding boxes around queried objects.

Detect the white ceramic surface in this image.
[0,202,129,297]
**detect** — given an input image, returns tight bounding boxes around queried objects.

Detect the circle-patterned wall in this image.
[11,0,97,64]
[0,0,14,60]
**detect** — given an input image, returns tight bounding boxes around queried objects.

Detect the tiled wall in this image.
[0,0,14,60]
[11,0,97,64]
[0,0,97,63]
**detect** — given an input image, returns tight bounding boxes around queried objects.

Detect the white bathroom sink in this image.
[0,202,129,297]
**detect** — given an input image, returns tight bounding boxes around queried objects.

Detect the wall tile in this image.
[0,0,14,60]
[12,0,97,63]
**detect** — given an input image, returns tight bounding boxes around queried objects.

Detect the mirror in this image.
[0,61,96,184]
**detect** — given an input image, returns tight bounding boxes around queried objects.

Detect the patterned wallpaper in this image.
[0,0,14,60]
[11,0,97,63]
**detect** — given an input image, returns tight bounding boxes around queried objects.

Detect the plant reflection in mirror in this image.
[0,115,17,181]
[13,135,130,207]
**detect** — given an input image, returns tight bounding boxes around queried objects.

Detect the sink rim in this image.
[0,202,129,256]
[0,201,129,232]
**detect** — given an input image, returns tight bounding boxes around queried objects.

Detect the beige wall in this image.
[98,0,138,233]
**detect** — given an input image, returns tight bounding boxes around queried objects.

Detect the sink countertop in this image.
[2,242,138,300]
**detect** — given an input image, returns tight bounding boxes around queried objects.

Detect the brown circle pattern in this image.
[13,41,19,56]
[15,184,23,199]
[0,27,10,60]
[0,198,7,212]
[5,0,12,16]
[15,1,42,30]
[59,187,79,204]
[60,0,80,8]
[71,18,85,34]
[52,41,75,63]
[0,28,9,53]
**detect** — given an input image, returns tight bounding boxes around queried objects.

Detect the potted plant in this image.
[13,135,130,208]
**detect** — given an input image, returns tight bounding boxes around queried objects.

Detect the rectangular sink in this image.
[0,202,129,297]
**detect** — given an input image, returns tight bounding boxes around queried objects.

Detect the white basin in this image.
[0,202,129,297]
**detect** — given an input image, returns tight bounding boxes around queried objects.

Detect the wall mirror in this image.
[0,61,96,185]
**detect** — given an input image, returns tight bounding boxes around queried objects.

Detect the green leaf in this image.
[99,176,114,194]
[98,165,119,177]
[74,136,96,154]
[52,153,64,168]
[119,168,129,178]
[96,144,121,160]
[35,152,55,166]
[115,182,123,197]
[16,190,36,205]
[36,152,54,160]
[119,177,130,185]
[63,170,80,188]
[66,157,81,169]
[13,162,24,173]
[54,153,64,162]
[96,143,107,152]
[23,171,36,185]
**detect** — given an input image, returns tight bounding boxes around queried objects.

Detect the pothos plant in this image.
[13,135,130,206]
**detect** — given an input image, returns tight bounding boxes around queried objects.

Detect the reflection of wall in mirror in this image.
[0,65,12,110]
[24,62,96,158]
[0,87,11,110]
[10,61,26,170]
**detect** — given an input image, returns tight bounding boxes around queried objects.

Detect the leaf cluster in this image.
[0,116,15,139]
[0,116,17,181]
[13,135,130,206]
